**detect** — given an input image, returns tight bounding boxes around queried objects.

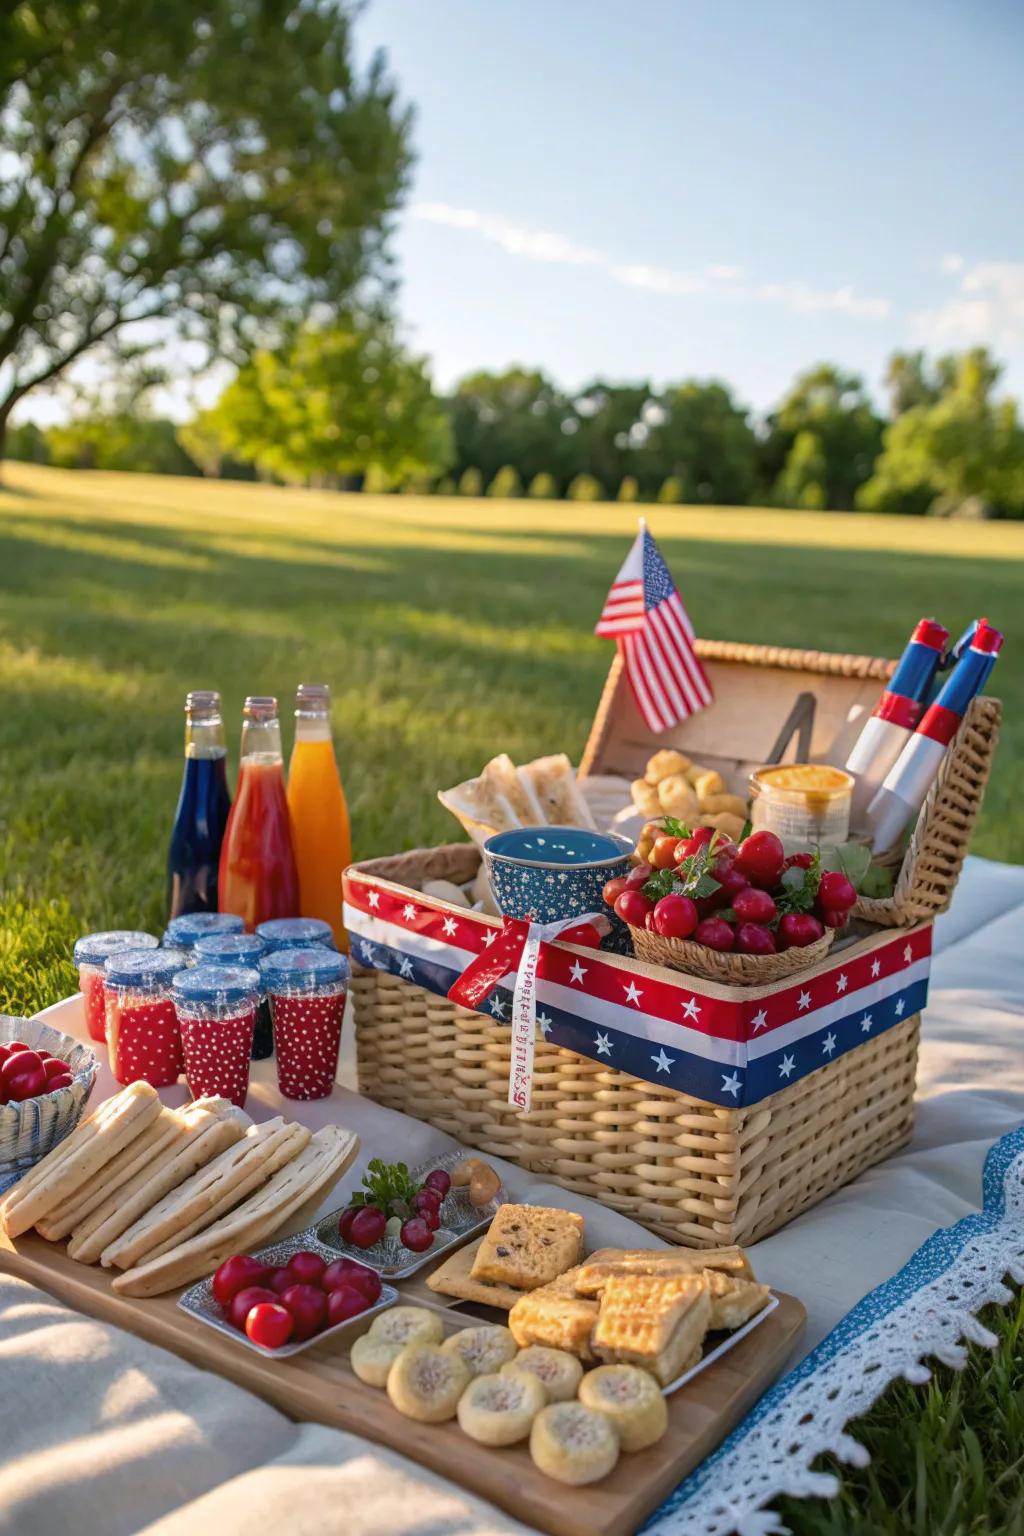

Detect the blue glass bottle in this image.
[166,690,232,920]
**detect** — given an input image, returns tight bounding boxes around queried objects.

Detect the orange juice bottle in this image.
[286,683,352,950]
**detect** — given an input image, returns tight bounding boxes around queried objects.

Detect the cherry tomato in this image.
[614,888,653,928]
[7,1067,46,1101]
[650,836,682,870]
[783,852,813,871]
[679,826,715,861]
[245,1302,294,1350]
[734,831,786,889]
[213,1254,271,1307]
[229,1285,279,1330]
[6,1041,29,1055]
[778,912,824,949]
[820,907,851,930]
[603,876,629,907]
[709,862,751,909]
[732,887,777,923]
[653,893,698,940]
[736,922,777,955]
[281,1283,327,1341]
[348,1205,386,1249]
[1,1049,42,1088]
[817,871,857,911]
[693,916,735,952]
[326,1285,367,1327]
[644,910,658,930]
[41,1057,69,1079]
[286,1250,327,1287]
[45,1073,73,1092]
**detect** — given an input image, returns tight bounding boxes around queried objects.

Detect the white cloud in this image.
[411,201,889,321]
[913,261,1024,349]
[940,253,964,275]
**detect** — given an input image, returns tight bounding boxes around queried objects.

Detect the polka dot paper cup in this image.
[260,946,348,1101]
[172,964,261,1108]
[74,930,159,1043]
[103,947,188,1087]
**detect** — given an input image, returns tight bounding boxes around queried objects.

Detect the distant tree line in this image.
[10,341,1024,519]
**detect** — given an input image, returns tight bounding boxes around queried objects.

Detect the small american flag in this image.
[595,521,713,732]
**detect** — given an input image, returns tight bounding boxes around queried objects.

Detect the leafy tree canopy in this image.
[764,364,883,510]
[0,0,412,449]
[200,313,452,486]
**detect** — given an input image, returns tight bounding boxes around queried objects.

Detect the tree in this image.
[657,476,684,504]
[47,409,198,475]
[772,430,827,509]
[859,349,1024,518]
[0,0,412,461]
[638,381,759,504]
[487,464,522,498]
[763,365,883,510]
[527,471,557,498]
[617,475,640,502]
[177,412,226,477]
[199,315,452,487]
[447,369,574,490]
[458,466,483,496]
[567,472,604,501]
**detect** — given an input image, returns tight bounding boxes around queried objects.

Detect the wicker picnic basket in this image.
[347,640,998,1247]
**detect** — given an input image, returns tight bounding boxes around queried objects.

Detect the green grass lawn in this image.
[0,461,1021,1532]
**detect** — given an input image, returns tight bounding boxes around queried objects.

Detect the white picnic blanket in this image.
[2,854,1022,1536]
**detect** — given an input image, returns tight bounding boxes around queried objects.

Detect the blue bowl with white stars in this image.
[484,826,634,924]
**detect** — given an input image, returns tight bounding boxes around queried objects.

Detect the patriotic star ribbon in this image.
[448,913,609,1112]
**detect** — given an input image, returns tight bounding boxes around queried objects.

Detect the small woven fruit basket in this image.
[343,639,999,1248]
[0,1016,98,1174]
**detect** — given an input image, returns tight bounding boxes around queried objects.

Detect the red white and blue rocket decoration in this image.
[846,619,949,803]
[867,618,1003,851]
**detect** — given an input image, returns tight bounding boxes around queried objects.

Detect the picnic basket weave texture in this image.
[629,925,835,985]
[348,845,921,1248]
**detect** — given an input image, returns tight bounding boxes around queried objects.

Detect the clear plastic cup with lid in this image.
[260,946,349,1100]
[748,764,855,853]
[255,916,336,953]
[193,932,272,1059]
[162,910,245,960]
[171,964,262,1107]
[103,947,188,1086]
[73,930,159,1043]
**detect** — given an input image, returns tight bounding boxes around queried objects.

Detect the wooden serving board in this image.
[0,1226,804,1536]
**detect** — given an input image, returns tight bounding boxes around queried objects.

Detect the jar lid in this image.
[193,933,268,967]
[172,964,262,1008]
[105,947,188,989]
[260,945,348,991]
[255,917,335,951]
[74,930,159,967]
[163,912,245,949]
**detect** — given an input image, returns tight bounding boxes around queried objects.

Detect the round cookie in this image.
[369,1305,444,1347]
[501,1345,583,1403]
[386,1342,470,1423]
[441,1325,518,1377]
[350,1334,405,1389]
[457,1370,547,1446]
[578,1364,668,1451]
[529,1401,620,1486]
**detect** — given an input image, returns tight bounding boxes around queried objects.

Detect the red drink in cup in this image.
[103,948,187,1087]
[74,930,159,1043]
[261,946,348,1100]
[172,964,261,1107]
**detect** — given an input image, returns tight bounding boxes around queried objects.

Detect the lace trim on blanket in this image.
[646,1125,1024,1536]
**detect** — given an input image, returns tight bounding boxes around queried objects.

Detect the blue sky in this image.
[357,0,1024,410]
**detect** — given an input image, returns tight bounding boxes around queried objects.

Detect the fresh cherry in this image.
[286,1250,327,1287]
[322,1259,381,1304]
[820,908,851,930]
[412,1189,442,1226]
[325,1285,367,1327]
[267,1267,294,1295]
[817,871,857,912]
[399,1217,435,1253]
[734,831,786,889]
[732,887,777,923]
[778,912,825,949]
[45,1074,73,1092]
[245,1302,293,1350]
[693,917,735,952]
[653,893,698,940]
[212,1254,271,1306]
[347,1205,387,1249]
[41,1057,69,1079]
[423,1169,452,1198]
[229,1285,279,1330]
[783,852,814,871]
[615,888,653,927]
[338,1205,360,1243]
[679,826,715,860]
[709,862,752,909]
[625,862,654,888]
[1,1049,42,1087]
[736,922,777,955]
[7,1067,46,1101]
[280,1283,327,1341]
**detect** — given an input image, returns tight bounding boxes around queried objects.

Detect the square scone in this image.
[471,1204,584,1290]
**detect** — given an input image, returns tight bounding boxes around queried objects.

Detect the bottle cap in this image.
[172,964,262,1009]
[105,947,188,990]
[243,695,278,722]
[972,619,1004,655]
[74,930,159,968]
[193,933,268,968]
[163,912,245,951]
[185,690,222,720]
[260,945,348,992]
[256,917,335,951]
[911,619,950,652]
[295,683,331,717]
